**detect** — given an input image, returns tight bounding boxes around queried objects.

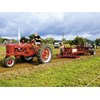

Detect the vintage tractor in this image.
[3,42,52,68]
[57,45,96,58]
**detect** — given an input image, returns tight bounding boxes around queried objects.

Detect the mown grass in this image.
[0,45,100,87]
[0,56,99,87]
[0,45,6,59]
[48,44,60,55]
[0,45,6,51]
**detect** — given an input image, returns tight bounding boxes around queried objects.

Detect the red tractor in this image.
[3,42,52,68]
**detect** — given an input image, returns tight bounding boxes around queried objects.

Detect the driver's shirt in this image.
[34,35,41,43]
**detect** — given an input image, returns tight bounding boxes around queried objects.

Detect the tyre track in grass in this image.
[0,54,96,79]
[0,56,72,73]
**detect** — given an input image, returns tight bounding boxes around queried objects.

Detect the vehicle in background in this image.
[53,40,61,48]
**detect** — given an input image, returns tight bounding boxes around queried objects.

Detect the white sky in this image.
[0,12,100,40]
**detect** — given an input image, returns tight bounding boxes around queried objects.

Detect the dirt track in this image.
[0,54,96,79]
[0,54,94,74]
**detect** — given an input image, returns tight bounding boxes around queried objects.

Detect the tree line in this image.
[0,35,100,46]
[20,34,100,46]
[0,37,17,44]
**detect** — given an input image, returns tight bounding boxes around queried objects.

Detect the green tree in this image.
[29,34,35,40]
[66,40,74,45]
[62,38,67,44]
[85,38,94,44]
[11,39,17,43]
[42,39,46,44]
[45,37,55,44]
[73,36,86,45]
[95,38,100,46]
[0,37,9,43]
[20,37,28,43]
[0,37,3,43]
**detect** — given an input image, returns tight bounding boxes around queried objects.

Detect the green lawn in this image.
[0,45,6,51]
[0,45,6,59]
[0,56,99,87]
[0,45,100,87]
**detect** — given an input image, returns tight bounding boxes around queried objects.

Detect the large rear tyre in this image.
[4,57,15,68]
[37,46,52,64]
[20,56,33,62]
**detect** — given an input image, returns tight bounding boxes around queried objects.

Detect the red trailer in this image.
[57,46,96,58]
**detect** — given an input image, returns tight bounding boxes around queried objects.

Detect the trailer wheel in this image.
[20,56,33,62]
[4,57,15,68]
[90,49,96,55]
[37,46,52,64]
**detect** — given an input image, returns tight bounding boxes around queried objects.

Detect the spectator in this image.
[59,42,65,55]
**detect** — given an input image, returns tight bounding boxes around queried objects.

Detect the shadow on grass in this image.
[15,58,39,66]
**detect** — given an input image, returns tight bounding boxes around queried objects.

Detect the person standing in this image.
[59,42,65,55]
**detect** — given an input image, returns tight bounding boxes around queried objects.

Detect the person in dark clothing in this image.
[33,33,42,47]
[34,33,41,43]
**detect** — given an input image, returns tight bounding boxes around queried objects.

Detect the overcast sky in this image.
[0,12,100,40]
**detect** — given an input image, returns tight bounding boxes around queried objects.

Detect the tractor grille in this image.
[6,44,15,55]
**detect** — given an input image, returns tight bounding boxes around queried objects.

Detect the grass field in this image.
[0,45,6,58]
[0,45,100,87]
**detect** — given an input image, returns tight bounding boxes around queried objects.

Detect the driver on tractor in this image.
[32,33,42,47]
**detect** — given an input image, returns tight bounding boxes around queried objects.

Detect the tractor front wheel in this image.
[37,46,52,64]
[4,57,15,68]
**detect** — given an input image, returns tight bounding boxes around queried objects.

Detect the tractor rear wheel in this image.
[20,56,33,62]
[4,57,15,68]
[37,46,52,64]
